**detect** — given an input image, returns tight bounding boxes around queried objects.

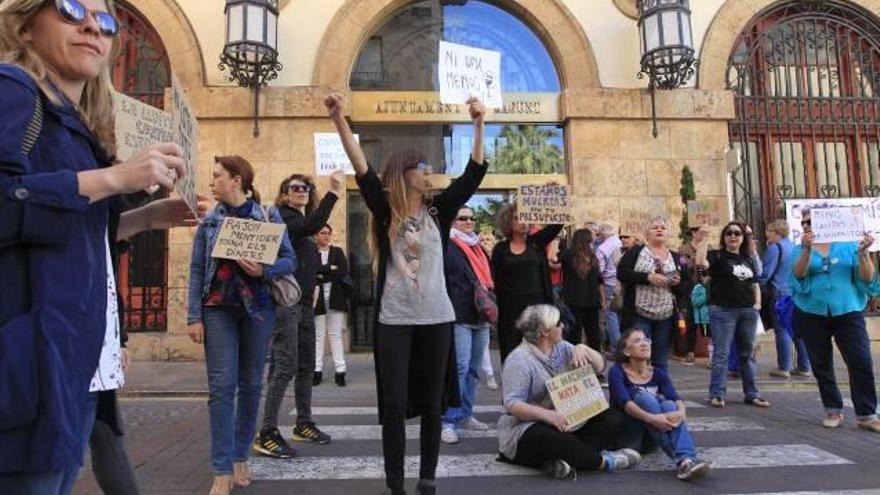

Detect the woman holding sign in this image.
[498,304,641,479]
[492,205,563,363]
[186,156,296,494]
[610,328,713,481]
[791,207,880,432]
[325,92,486,495]
[0,0,204,492]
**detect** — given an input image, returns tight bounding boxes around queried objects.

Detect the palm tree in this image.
[492,125,563,174]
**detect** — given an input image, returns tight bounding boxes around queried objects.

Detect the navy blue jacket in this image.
[0,65,115,472]
[444,243,481,325]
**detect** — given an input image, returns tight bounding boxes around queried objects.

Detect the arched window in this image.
[726,1,880,226]
[346,0,564,348]
[113,2,172,332]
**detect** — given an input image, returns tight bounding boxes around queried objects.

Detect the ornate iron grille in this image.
[113,3,172,332]
[727,0,880,229]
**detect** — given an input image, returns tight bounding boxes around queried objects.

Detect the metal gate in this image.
[113,3,172,332]
[727,0,880,229]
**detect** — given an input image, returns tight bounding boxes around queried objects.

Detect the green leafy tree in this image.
[472,196,507,237]
[493,125,563,174]
[679,165,696,244]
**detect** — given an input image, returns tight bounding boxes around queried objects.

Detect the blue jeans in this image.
[795,309,878,420]
[443,323,490,428]
[603,308,621,350]
[203,305,275,474]
[709,306,760,401]
[632,315,675,369]
[0,393,97,495]
[633,391,696,464]
[773,296,811,372]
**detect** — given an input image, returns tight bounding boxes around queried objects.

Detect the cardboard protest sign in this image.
[314,133,360,176]
[545,365,608,431]
[113,92,175,161]
[620,209,653,237]
[687,198,724,227]
[785,198,880,251]
[811,206,866,244]
[438,40,502,108]
[517,184,574,225]
[210,218,287,265]
[171,75,199,214]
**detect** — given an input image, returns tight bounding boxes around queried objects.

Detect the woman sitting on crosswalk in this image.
[609,328,713,480]
[498,304,642,479]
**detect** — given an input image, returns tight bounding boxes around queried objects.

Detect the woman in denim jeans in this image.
[694,223,770,408]
[609,328,713,480]
[791,208,880,432]
[186,156,296,495]
[617,218,689,369]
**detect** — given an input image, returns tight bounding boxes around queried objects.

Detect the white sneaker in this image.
[486,376,499,390]
[440,424,459,444]
[460,417,490,431]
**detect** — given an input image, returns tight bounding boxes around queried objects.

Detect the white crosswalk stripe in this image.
[249,444,852,481]
[293,401,704,416]
[280,416,763,441]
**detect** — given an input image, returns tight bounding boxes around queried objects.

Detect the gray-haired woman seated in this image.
[498,304,642,479]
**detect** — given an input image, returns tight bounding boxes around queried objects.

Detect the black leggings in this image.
[376,322,452,492]
[567,307,601,349]
[512,408,636,471]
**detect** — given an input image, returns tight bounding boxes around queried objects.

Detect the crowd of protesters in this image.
[2,2,880,494]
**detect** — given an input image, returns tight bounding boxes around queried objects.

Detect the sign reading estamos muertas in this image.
[517,184,575,225]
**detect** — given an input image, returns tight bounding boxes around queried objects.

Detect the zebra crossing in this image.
[247,400,861,490]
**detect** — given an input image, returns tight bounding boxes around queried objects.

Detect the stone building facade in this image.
[114,0,880,359]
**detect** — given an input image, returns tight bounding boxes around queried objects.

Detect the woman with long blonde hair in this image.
[0,1,201,493]
[325,92,486,495]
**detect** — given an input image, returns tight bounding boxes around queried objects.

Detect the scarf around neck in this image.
[450,228,493,289]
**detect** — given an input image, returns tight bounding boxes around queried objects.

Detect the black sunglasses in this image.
[288,184,313,193]
[53,0,119,37]
[801,219,812,227]
[456,216,474,222]
[724,230,743,237]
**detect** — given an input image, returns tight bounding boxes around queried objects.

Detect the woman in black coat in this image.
[326,92,487,495]
[314,224,351,387]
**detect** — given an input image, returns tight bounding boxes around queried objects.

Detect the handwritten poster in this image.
[438,40,502,108]
[113,92,176,161]
[785,198,880,251]
[314,132,360,176]
[517,185,574,225]
[620,209,653,237]
[545,365,608,431]
[687,198,724,227]
[210,217,287,265]
[171,75,199,214]
[811,206,866,244]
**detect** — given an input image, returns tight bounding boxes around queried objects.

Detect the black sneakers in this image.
[292,423,332,444]
[335,372,346,387]
[313,371,323,386]
[253,427,296,459]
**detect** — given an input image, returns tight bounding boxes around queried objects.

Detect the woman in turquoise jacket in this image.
[791,207,880,432]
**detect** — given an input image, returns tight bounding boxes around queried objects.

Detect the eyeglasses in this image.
[630,337,652,346]
[53,0,119,37]
[724,230,743,237]
[288,184,313,193]
[456,216,474,222]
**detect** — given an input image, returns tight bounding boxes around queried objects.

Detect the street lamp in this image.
[219,0,283,137]
[637,0,697,138]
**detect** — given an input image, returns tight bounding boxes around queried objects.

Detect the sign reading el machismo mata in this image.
[545,365,608,431]
[438,40,503,108]
[210,218,287,265]
[517,184,574,225]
